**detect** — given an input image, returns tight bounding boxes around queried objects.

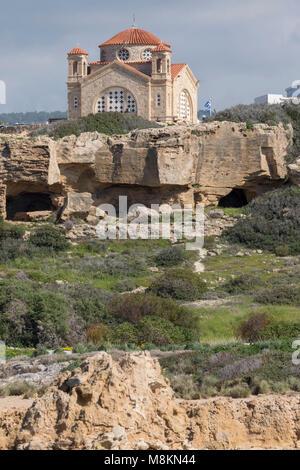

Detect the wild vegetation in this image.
[222,187,300,254]
[1,182,300,399]
[33,112,160,139]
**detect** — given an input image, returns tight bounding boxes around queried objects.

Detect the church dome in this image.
[99,27,170,47]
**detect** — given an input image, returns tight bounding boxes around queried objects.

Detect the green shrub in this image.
[86,323,110,345]
[108,292,199,331]
[35,112,160,139]
[138,316,194,346]
[0,280,70,347]
[223,187,300,254]
[148,268,207,301]
[275,245,290,257]
[222,274,263,295]
[223,384,251,398]
[235,312,271,343]
[154,246,186,267]
[110,322,139,345]
[0,221,25,240]
[255,286,300,305]
[260,322,300,340]
[169,375,201,400]
[203,236,217,250]
[29,225,70,252]
[0,382,37,398]
[33,346,49,357]
[113,279,138,292]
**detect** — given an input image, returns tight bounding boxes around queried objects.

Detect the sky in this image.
[1,0,300,113]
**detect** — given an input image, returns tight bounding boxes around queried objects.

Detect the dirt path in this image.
[0,397,33,412]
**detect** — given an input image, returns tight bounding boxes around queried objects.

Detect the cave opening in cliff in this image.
[6,193,54,220]
[218,189,248,208]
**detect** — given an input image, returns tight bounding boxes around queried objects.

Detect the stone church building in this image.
[67,26,199,123]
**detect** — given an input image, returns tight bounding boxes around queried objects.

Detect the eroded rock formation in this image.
[0,352,299,450]
[0,122,293,220]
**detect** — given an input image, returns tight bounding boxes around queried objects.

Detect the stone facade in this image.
[67,27,199,123]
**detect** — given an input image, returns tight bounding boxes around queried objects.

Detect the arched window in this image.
[157,94,161,107]
[167,60,170,74]
[96,88,137,114]
[73,61,78,75]
[101,50,107,62]
[74,97,78,109]
[157,59,162,73]
[179,91,191,120]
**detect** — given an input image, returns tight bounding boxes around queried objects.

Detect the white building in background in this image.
[255,81,300,105]
[254,94,288,105]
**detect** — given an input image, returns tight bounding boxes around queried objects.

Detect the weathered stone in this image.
[0,122,293,220]
[288,157,300,186]
[0,353,300,450]
[14,211,53,222]
[61,192,93,220]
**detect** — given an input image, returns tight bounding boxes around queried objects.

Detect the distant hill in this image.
[0,111,67,125]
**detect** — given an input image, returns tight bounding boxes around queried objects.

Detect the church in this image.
[67,25,199,123]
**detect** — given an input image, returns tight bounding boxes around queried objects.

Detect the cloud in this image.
[1,0,300,112]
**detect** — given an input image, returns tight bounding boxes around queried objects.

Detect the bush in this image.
[223,384,251,398]
[260,322,300,340]
[255,286,300,305]
[148,268,207,301]
[35,112,160,139]
[86,323,110,345]
[75,253,146,278]
[138,316,194,347]
[154,246,186,267]
[110,322,139,345]
[0,220,25,241]
[108,292,199,331]
[223,187,300,254]
[222,274,263,295]
[275,245,290,257]
[235,312,271,343]
[0,280,71,348]
[169,375,201,400]
[29,225,70,252]
[113,279,138,293]
[0,382,37,398]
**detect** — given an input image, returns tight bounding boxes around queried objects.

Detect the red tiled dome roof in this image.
[100,28,169,47]
[68,47,88,56]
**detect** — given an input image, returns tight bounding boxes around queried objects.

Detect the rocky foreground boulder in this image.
[1,352,300,450]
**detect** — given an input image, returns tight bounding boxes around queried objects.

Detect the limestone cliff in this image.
[0,352,299,450]
[0,122,293,220]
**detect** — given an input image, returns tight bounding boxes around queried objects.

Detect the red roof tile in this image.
[152,43,172,52]
[171,63,186,80]
[68,47,88,56]
[99,28,169,47]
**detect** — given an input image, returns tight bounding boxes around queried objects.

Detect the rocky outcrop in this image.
[0,122,293,220]
[288,157,300,186]
[1,352,299,450]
